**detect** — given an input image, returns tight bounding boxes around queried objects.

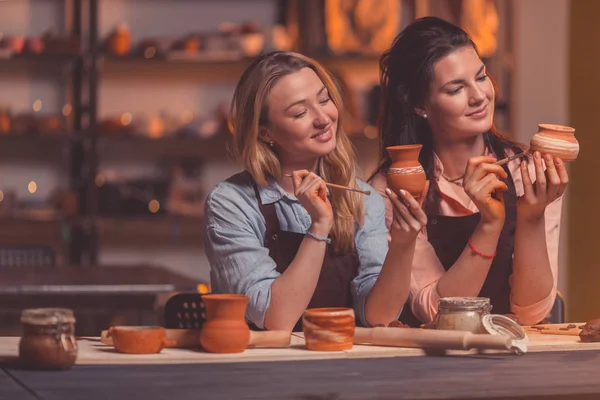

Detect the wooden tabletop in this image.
[1,334,600,399]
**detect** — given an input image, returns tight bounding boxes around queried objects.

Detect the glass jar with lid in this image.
[435,297,492,333]
[19,308,77,370]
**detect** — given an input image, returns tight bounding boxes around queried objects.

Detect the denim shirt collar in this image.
[258,176,298,205]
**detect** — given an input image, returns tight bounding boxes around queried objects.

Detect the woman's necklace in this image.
[439,146,488,187]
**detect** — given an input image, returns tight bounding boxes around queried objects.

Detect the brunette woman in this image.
[370,17,567,326]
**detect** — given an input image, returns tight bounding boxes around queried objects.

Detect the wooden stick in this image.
[283,174,371,195]
[494,149,531,166]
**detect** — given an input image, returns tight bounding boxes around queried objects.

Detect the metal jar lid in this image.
[21,308,76,326]
[481,314,528,355]
[438,297,492,311]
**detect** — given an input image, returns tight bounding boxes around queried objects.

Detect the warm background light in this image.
[148,199,160,213]
[27,181,37,194]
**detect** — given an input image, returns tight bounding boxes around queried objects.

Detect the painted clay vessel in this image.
[386,144,427,198]
[199,294,251,353]
[529,124,579,161]
[108,326,176,354]
[302,307,355,351]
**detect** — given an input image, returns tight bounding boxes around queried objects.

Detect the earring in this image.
[422,113,428,119]
[269,141,275,147]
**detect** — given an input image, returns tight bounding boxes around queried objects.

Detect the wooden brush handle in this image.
[354,327,512,351]
[248,330,291,348]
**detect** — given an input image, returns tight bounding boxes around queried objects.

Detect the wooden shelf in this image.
[98,216,205,248]
[0,135,70,162]
[0,54,78,75]
[98,53,380,81]
[0,216,70,255]
[97,133,232,161]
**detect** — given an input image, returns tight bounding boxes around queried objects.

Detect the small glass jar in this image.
[19,308,78,370]
[435,297,492,333]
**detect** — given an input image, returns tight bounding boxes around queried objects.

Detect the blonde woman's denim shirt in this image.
[204,171,390,329]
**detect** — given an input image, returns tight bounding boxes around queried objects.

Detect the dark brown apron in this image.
[400,167,517,327]
[253,183,360,332]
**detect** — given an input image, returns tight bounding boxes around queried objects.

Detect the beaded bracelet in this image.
[305,231,331,244]
[468,236,496,259]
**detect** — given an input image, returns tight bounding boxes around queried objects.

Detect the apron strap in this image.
[252,181,281,237]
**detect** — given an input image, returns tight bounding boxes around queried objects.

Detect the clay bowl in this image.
[107,326,176,354]
[302,307,355,351]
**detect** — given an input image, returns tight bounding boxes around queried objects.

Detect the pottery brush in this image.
[283,174,371,195]
[494,149,531,166]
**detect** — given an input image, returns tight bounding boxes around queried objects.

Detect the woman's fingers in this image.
[533,151,547,196]
[464,156,499,179]
[543,154,561,200]
[398,189,428,226]
[554,157,569,198]
[520,160,535,199]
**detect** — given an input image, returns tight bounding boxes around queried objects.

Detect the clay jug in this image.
[530,124,579,161]
[386,144,426,198]
[199,294,251,353]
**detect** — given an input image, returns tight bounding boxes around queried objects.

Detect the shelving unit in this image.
[1,0,513,270]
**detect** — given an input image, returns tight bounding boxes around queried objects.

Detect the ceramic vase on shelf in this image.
[529,124,579,162]
[386,144,427,198]
[199,294,251,354]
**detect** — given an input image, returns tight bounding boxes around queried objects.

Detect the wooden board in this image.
[2,328,600,366]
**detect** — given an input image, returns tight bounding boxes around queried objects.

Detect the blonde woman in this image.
[204,51,426,332]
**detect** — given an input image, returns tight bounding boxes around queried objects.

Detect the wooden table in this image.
[0,265,201,336]
[1,332,600,399]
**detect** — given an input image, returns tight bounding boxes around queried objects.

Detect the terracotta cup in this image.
[530,123,579,161]
[386,144,427,198]
[302,307,355,351]
[199,294,251,353]
[108,326,176,354]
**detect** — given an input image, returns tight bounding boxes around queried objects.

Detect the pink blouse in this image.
[371,150,561,325]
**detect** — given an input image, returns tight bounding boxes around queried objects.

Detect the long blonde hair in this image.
[229,51,364,253]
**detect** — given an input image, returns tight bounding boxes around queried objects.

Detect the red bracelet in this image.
[468,236,496,259]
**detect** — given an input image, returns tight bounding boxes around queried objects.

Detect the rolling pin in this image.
[354,327,520,354]
[101,329,291,349]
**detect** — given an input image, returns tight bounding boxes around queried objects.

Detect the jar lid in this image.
[438,297,491,311]
[481,314,528,355]
[21,308,76,325]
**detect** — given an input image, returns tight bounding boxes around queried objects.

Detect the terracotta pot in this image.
[108,326,176,354]
[199,294,251,353]
[386,144,426,198]
[302,307,355,351]
[530,124,579,162]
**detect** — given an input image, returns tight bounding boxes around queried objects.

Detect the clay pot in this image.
[579,318,600,343]
[199,294,251,353]
[302,307,355,351]
[530,124,579,162]
[108,326,176,354]
[386,144,426,198]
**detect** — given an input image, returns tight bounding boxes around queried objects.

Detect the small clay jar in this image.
[107,22,131,56]
[19,308,77,370]
[302,307,355,351]
[199,294,251,353]
[386,144,426,198]
[530,124,579,161]
[108,326,176,354]
[435,297,492,333]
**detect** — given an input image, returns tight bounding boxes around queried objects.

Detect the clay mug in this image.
[199,294,251,353]
[302,307,355,351]
[529,124,579,161]
[108,326,176,354]
[386,144,427,198]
